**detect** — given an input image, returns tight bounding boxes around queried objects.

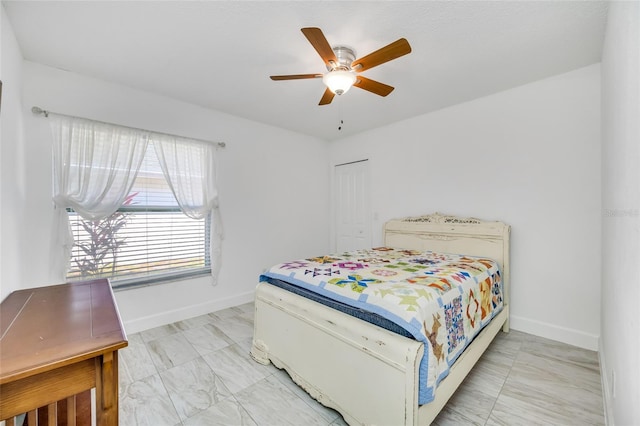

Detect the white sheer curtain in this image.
[50,114,149,277]
[152,135,222,284]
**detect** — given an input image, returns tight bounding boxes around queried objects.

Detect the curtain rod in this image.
[31,106,226,148]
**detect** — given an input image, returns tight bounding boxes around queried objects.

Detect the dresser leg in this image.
[95,351,119,426]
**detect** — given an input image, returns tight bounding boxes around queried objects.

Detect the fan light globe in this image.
[323,70,357,95]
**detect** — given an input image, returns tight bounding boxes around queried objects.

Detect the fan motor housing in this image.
[328,46,356,71]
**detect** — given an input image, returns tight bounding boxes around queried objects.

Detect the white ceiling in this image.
[4,1,608,141]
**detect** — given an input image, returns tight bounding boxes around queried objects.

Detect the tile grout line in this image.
[483,344,520,426]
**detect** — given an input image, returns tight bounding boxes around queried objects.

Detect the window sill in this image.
[111,269,212,291]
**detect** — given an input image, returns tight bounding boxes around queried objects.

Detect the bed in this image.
[251,213,510,425]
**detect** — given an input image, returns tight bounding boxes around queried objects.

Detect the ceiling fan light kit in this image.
[270,27,411,105]
[323,70,357,95]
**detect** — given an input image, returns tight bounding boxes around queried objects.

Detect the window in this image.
[66,148,211,287]
[50,113,221,287]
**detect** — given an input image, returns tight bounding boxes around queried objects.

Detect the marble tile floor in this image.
[118,303,605,426]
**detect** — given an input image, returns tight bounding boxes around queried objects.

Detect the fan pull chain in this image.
[337,97,344,131]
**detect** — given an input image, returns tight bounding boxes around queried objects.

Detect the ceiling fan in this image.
[271,27,412,105]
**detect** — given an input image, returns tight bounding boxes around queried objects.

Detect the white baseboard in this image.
[122,290,255,334]
[509,315,599,351]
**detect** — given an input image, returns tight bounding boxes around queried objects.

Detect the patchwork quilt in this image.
[260,247,504,405]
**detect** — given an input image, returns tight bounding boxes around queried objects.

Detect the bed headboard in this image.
[384,212,511,304]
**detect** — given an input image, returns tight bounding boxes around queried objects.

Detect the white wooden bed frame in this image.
[251,213,511,426]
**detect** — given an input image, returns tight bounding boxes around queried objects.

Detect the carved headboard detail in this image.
[401,212,483,225]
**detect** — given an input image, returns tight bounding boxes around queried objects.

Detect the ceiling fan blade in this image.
[319,88,335,105]
[351,38,411,72]
[301,27,338,68]
[270,74,322,81]
[353,76,394,97]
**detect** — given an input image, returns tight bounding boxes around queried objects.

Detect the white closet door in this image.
[334,160,371,253]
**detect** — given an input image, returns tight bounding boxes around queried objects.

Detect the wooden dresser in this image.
[0,279,128,425]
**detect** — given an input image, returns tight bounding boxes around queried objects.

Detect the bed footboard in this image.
[252,282,424,426]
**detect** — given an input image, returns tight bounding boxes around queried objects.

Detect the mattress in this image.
[260,247,504,405]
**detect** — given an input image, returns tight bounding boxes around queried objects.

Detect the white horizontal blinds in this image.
[66,147,210,283]
[133,147,176,207]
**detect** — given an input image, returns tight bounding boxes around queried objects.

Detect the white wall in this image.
[600,2,640,425]
[0,4,26,300]
[18,61,330,333]
[329,64,602,350]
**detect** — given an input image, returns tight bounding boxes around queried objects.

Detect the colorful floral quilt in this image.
[259,247,504,405]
